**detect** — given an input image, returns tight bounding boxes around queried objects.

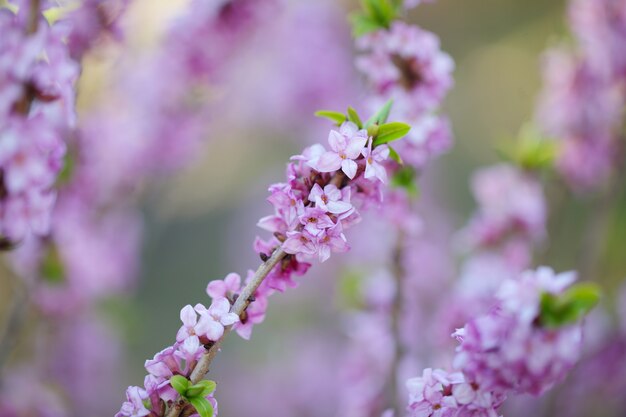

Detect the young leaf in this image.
[314,110,347,125]
[364,100,393,128]
[169,375,190,397]
[539,283,601,328]
[350,13,382,37]
[391,166,419,198]
[189,396,215,417]
[347,107,363,129]
[362,0,395,27]
[40,244,66,285]
[373,122,411,146]
[186,380,217,399]
[388,144,403,164]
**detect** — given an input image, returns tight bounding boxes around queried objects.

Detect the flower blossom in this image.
[313,121,369,179]
[453,267,584,396]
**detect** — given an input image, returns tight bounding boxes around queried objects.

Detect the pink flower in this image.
[115,386,149,417]
[314,122,368,179]
[308,183,353,214]
[205,298,240,326]
[195,298,240,341]
[453,267,584,396]
[206,272,242,299]
[282,230,318,258]
[362,139,389,183]
[406,368,462,417]
[316,222,349,262]
[357,21,454,118]
[176,304,225,343]
[298,207,335,236]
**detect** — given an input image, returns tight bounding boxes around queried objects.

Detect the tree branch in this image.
[165,247,287,417]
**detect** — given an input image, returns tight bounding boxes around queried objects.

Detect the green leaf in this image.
[496,124,558,170]
[388,144,403,164]
[189,396,215,417]
[350,13,383,37]
[314,110,347,125]
[391,166,419,198]
[169,375,190,397]
[364,100,393,128]
[347,107,363,129]
[186,380,217,399]
[373,122,411,146]
[40,244,66,285]
[361,0,396,27]
[539,283,601,328]
[56,151,75,186]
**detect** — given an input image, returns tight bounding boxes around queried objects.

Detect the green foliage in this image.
[350,0,401,37]
[373,122,411,146]
[56,151,75,186]
[40,244,66,285]
[189,396,215,417]
[539,283,601,328]
[388,144,403,164]
[314,110,347,125]
[314,103,410,151]
[185,380,217,398]
[364,100,393,128]
[169,376,217,417]
[497,124,558,170]
[347,107,363,129]
[169,375,190,396]
[391,166,419,197]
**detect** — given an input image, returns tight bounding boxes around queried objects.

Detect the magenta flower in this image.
[308,183,353,214]
[362,139,389,183]
[314,122,368,179]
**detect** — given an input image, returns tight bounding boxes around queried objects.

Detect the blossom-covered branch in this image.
[116,105,412,417]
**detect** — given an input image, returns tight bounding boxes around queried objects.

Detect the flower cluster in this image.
[260,120,391,264]
[406,368,503,417]
[456,164,547,271]
[537,0,626,190]
[116,110,409,417]
[116,326,219,417]
[454,267,583,396]
[356,20,454,169]
[405,267,591,417]
[0,10,78,244]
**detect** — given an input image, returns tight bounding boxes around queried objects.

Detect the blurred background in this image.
[2,0,626,416]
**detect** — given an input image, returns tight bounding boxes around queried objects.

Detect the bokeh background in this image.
[2,0,626,416]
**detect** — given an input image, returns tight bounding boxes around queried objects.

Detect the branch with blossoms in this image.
[116,104,412,417]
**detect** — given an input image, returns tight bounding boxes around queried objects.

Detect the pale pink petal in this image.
[327,130,346,153]
[317,151,343,172]
[180,305,197,327]
[341,159,358,179]
[345,137,368,159]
